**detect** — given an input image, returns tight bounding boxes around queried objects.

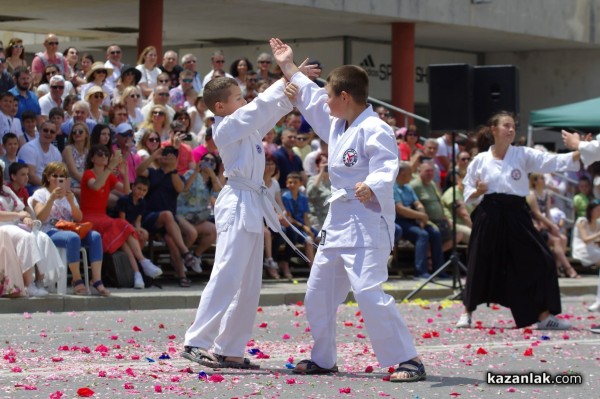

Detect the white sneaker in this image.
[190,255,203,274]
[133,272,145,289]
[537,315,571,330]
[455,313,471,328]
[588,301,600,312]
[35,281,49,296]
[139,259,163,278]
[27,283,48,297]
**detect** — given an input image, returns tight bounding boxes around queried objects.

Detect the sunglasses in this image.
[258,60,271,64]
[158,79,170,83]
[182,78,193,83]
[185,59,197,64]
[46,41,59,46]
[247,78,258,82]
[12,44,23,49]
[129,94,140,98]
[148,137,161,143]
[42,128,57,134]
[119,132,134,138]
[71,129,85,135]
[214,60,225,64]
[460,157,471,161]
[50,85,64,90]
[405,132,418,136]
[92,93,104,99]
[51,174,67,178]
[153,111,165,116]
[95,151,109,158]
[46,70,58,76]
[110,50,121,55]
[157,92,170,97]
[297,137,307,142]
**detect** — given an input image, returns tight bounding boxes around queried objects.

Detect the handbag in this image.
[55,220,93,239]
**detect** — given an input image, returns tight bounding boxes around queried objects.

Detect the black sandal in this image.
[390,359,426,382]
[181,346,218,365]
[72,279,88,296]
[178,277,192,288]
[91,280,110,296]
[292,359,338,374]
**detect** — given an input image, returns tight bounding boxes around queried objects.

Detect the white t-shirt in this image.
[31,187,79,232]
[436,136,459,171]
[17,139,62,180]
[39,93,62,116]
[136,65,162,93]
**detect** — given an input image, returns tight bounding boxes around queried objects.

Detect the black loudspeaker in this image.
[473,65,519,126]
[428,64,473,132]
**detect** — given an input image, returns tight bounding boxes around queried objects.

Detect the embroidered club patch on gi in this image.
[510,168,522,181]
[343,149,358,167]
[320,230,326,245]
[256,144,263,154]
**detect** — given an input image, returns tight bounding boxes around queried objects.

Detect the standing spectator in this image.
[104,44,123,93]
[119,86,144,130]
[63,47,83,86]
[394,162,444,278]
[31,33,69,85]
[160,50,183,90]
[4,38,27,75]
[9,67,41,121]
[169,70,195,112]
[243,70,259,102]
[136,46,161,99]
[399,124,422,161]
[181,53,203,93]
[230,58,252,91]
[273,128,306,188]
[201,50,233,86]
[18,121,62,192]
[112,65,141,104]
[78,53,94,84]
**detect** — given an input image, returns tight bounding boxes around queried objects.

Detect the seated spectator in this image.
[136,146,198,286]
[0,56,16,93]
[30,34,69,85]
[18,121,62,193]
[78,53,94,84]
[306,153,331,232]
[36,64,75,100]
[443,151,471,190]
[0,161,63,297]
[436,132,459,185]
[19,111,38,146]
[420,139,442,189]
[80,144,162,289]
[60,101,98,139]
[120,86,144,130]
[7,162,30,205]
[160,50,183,89]
[262,128,278,156]
[243,70,259,102]
[62,122,90,198]
[61,94,78,121]
[136,129,161,166]
[256,52,277,84]
[572,200,600,269]
[279,172,316,275]
[31,162,109,296]
[1,133,20,181]
[5,38,27,75]
[187,91,209,138]
[9,67,41,121]
[136,104,172,143]
[440,172,472,244]
[112,65,141,104]
[111,123,140,184]
[48,107,66,152]
[0,227,26,297]
[107,103,129,131]
[573,176,593,219]
[527,173,579,278]
[115,176,150,250]
[169,69,195,112]
[80,62,111,106]
[273,128,306,188]
[410,160,459,253]
[90,124,113,154]
[0,92,23,147]
[178,153,220,272]
[202,50,233,86]
[85,86,108,124]
[140,85,176,122]
[136,46,161,99]
[63,46,82,87]
[161,121,194,175]
[39,75,65,116]
[192,126,219,164]
[230,57,252,91]
[399,124,422,161]
[395,162,444,278]
[173,110,197,148]
[292,129,312,161]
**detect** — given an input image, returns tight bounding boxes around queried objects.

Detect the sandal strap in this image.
[396,359,425,374]
[92,280,104,288]
[72,279,85,287]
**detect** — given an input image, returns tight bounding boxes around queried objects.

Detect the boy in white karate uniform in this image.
[182,76,297,369]
[270,38,426,382]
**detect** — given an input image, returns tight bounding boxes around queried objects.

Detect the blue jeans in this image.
[47,229,103,264]
[395,218,443,276]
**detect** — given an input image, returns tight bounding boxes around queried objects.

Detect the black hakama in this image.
[462,193,561,328]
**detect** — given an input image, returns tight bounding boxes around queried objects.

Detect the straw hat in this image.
[85,85,107,101]
[86,61,113,81]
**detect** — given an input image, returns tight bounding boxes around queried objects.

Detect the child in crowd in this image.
[182,74,298,369]
[19,111,38,146]
[116,176,150,248]
[281,172,316,263]
[271,37,426,382]
[1,133,19,181]
[7,162,30,205]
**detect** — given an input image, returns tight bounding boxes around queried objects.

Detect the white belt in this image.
[227,176,315,262]
[326,186,359,205]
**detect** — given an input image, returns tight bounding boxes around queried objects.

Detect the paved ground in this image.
[0,290,599,398]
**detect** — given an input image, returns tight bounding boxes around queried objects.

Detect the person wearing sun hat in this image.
[84,85,108,123]
[80,61,112,103]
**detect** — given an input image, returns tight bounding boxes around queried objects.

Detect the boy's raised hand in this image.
[298,58,322,79]
[284,82,298,101]
[270,38,299,79]
[561,129,581,150]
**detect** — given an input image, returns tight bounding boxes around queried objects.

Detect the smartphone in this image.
[57,177,67,191]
